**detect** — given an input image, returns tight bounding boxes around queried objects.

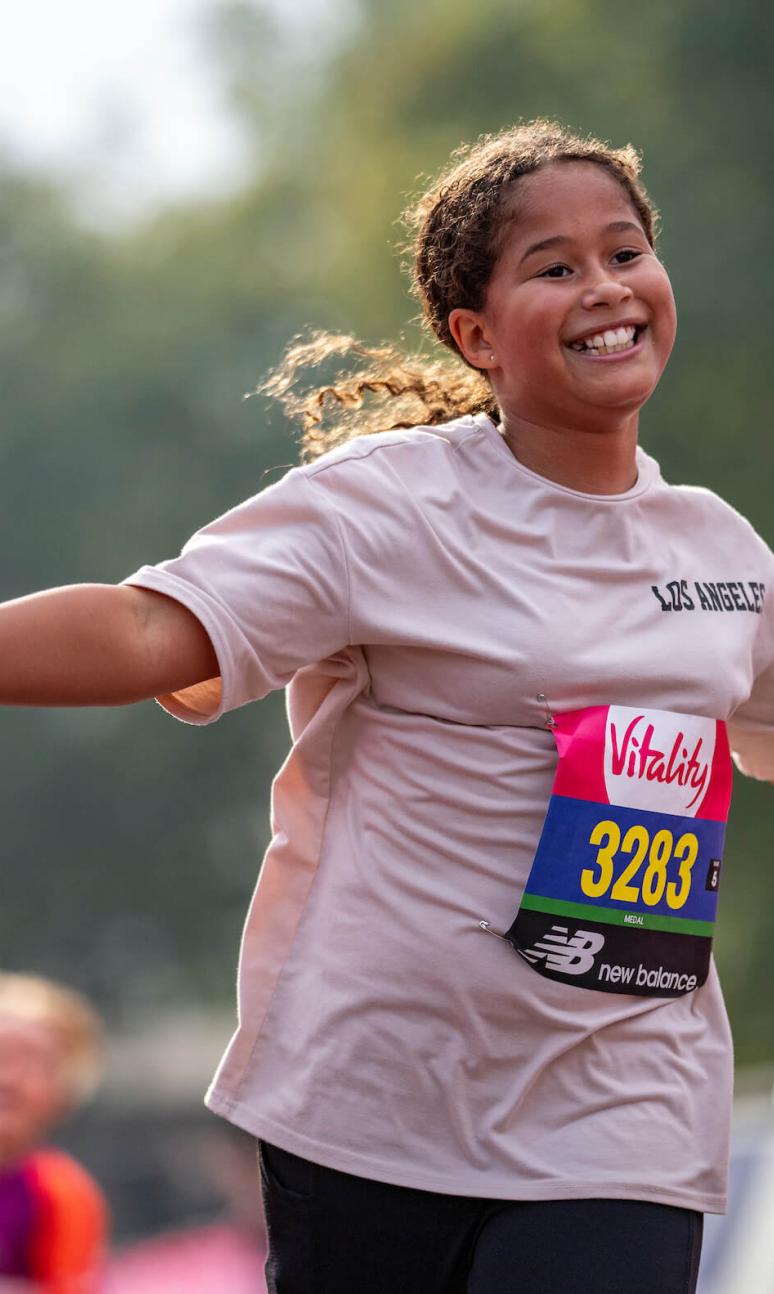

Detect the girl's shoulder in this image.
[299,414,483,481]
[662,473,768,531]
[654,473,774,569]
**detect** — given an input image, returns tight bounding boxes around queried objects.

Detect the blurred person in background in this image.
[0,975,109,1292]
[1,116,773,1292]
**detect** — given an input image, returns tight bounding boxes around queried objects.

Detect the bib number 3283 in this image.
[504,705,732,997]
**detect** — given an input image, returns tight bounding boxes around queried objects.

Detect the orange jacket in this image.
[23,1149,109,1293]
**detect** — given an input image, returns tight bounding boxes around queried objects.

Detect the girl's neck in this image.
[497,412,640,495]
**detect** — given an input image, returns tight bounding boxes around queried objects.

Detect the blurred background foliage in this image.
[0,0,772,1061]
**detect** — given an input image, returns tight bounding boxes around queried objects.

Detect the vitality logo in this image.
[604,706,716,817]
[518,926,605,976]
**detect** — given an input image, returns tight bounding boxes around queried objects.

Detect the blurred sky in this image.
[0,0,342,231]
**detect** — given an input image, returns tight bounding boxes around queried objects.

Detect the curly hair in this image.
[249,117,662,461]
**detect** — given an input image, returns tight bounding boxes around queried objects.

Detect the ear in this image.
[448,307,497,371]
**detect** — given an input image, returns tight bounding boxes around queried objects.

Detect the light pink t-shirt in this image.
[122,412,774,1213]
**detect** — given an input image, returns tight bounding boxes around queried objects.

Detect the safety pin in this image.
[537,691,556,729]
[477,919,509,941]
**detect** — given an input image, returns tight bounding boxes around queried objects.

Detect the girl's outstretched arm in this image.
[0,584,219,707]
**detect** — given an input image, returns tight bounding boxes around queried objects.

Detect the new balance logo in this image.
[519,926,605,976]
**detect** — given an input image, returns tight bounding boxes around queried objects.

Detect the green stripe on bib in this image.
[519,893,715,937]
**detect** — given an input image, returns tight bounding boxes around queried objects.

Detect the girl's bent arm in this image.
[0,584,219,707]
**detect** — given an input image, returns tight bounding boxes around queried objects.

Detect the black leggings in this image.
[258,1140,704,1294]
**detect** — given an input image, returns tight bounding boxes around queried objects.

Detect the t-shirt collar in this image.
[471,412,659,502]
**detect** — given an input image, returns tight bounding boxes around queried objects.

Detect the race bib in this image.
[501,705,732,997]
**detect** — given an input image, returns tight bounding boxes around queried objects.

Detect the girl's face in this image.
[449,161,677,434]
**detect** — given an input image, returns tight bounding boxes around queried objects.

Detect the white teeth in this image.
[569,324,639,354]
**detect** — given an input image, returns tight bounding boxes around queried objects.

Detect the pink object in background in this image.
[105,1223,266,1294]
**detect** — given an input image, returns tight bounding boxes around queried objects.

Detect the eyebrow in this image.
[519,220,645,266]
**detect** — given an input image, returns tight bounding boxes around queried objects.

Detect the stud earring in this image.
[489,354,495,361]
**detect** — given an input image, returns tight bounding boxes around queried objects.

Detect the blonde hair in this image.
[0,974,104,1105]
[251,117,661,461]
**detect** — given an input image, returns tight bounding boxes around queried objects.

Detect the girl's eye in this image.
[537,249,642,278]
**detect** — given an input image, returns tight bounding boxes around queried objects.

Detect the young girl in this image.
[2,118,771,1293]
[0,975,108,1293]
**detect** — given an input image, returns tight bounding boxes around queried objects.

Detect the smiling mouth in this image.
[565,325,647,359]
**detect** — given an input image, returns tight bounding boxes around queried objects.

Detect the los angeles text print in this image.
[503,705,733,998]
[652,579,765,613]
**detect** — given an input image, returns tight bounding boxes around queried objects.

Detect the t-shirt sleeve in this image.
[728,541,774,782]
[119,466,351,725]
[728,646,774,782]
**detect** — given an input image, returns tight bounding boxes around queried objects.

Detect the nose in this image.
[580,269,634,312]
